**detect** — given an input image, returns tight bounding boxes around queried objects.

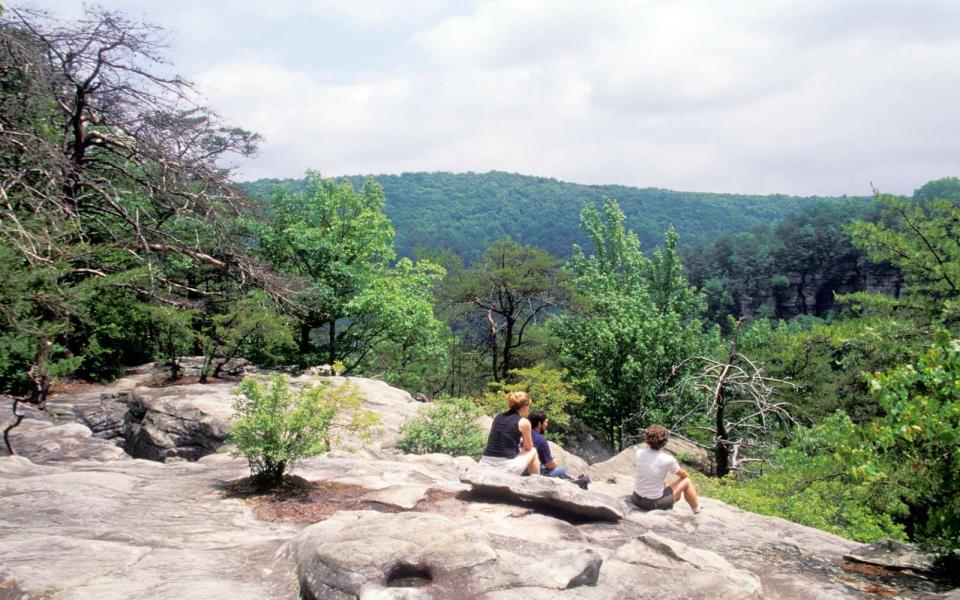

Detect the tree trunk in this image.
[713,318,744,477]
[715,394,729,477]
[328,320,336,367]
[501,316,515,381]
[487,310,499,382]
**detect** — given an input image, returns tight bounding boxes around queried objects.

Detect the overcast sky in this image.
[20,0,960,195]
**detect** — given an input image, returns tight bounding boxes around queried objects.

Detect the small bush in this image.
[396,397,486,459]
[229,374,378,486]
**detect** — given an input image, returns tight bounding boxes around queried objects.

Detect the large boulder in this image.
[122,385,233,461]
[460,467,624,522]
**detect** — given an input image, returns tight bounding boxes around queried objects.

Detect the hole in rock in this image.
[385,563,433,588]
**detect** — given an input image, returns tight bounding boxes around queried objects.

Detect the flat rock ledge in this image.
[460,467,625,522]
[289,510,761,600]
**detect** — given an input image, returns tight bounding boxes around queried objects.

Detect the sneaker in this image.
[573,475,590,490]
[692,505,702,515]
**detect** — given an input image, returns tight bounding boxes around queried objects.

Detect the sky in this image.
[18,0,960,195]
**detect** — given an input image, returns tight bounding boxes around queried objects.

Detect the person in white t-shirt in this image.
[632,425,701,514]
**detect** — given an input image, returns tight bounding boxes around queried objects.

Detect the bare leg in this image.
[526,450,540,475]
[669,478,700,511]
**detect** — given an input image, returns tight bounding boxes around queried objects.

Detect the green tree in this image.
[254,174,395,366]
[198,291,295,382]
[253,174,446,375]
[447,237,563,382]
[229,375,378,486]
[550,200,705,450]
[848,191,960,324]
[864,335,960,549]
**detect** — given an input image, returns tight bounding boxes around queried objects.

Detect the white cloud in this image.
[25,0,960,194]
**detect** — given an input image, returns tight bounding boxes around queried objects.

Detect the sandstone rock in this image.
[2,364,947,599]
[74,392,131,440]
[460,467,624,522]
[304,364,333,376]
[293,510,498,598]
[122,384,233,461]
[844,539,938,573]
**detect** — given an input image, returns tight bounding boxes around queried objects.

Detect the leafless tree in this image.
[666,319,798,477]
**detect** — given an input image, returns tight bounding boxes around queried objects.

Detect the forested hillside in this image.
[242,172,868,261]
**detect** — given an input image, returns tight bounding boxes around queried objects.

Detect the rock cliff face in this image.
[0,365,954,599]
[741,260,903,319]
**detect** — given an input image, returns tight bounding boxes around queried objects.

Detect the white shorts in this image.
[479,449,537,475]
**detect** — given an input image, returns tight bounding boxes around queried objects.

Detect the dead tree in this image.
[667,319,797,477]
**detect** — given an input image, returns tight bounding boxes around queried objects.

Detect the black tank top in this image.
[483,411,522,458]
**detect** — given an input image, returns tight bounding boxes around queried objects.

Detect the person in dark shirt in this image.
[479,391,540,475]
[528,410,590,489]
[528,410,566,478]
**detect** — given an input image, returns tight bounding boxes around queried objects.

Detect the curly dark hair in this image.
[645,425,669,450]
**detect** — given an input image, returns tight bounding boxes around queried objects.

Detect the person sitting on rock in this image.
[633,425,701,514]
[529,410,591,489]
[528,410,567,478]
[479,391,540,475]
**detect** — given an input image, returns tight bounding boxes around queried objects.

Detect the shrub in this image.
[229,374,378,486]
[478,364,583,443]
[396,397,486,459]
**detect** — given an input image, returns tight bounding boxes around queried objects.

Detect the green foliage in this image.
[198,291,295,381]
[229,375,378,486]
[737,316,920,423]
[685,200,880,323]
[348,257,448,392]
[243,171,861,262]
[697,414,908,543]
[252,173,446,378]
[396,397,486,458]
[702,335,960,551]
[479,364,583,440]
[848,191,960,323]
[550,201,705,449]
[864,335,960,549]
[445,237,563,382]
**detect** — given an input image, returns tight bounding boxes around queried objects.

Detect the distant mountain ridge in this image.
[241,171,869,261]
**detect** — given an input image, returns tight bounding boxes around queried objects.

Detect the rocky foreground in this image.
[1,363,956,599]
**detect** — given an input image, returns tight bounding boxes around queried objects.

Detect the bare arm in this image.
[676,468,689,480]
[518,418,533,451]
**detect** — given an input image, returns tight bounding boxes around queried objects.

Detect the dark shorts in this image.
[632,487,675,511]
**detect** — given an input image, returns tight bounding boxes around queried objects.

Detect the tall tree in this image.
[550,200,704,450]
[253,173,446,375]
[447,237,563,382]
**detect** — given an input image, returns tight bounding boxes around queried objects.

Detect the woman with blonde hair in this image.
[479,391,540,475]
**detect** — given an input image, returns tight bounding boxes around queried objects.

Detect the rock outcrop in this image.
[2,364,955,599]
[460,467,624,522]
